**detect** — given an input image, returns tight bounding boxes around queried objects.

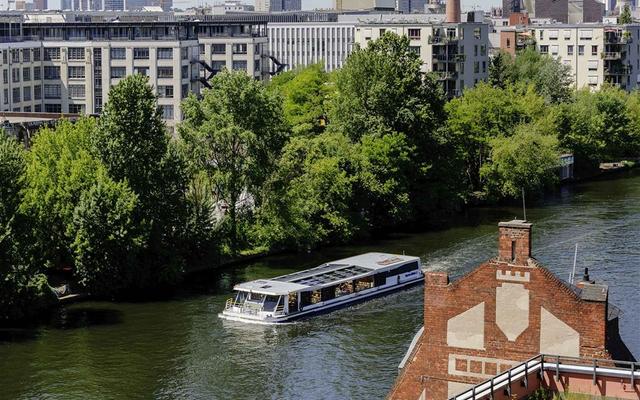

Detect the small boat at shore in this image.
[218,252,423,324]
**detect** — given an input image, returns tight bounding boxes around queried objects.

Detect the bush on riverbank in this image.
[2,33,640,322]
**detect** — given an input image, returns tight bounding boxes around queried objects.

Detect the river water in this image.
[1,172,639,400]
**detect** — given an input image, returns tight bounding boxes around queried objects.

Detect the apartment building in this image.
[255,0,302,12]
[0,13,268,125]
[354,20,490,96]
[532,24,640,90]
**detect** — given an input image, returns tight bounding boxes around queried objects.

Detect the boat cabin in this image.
[220,252,423,324]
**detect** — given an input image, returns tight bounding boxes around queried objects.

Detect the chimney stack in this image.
[446,0,461,23]
[497,220,532,265]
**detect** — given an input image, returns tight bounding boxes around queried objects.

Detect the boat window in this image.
[335,281,354,298]
[263,295,280,311]
[388,261,419,276]
[247,292,266,303]
[288,292,299,312]
[310,290,322,304]
[354,276,374,292]
[235,291,248,303]
[374,273,386,287]
[321,286,336,301]
[300,291,311,307]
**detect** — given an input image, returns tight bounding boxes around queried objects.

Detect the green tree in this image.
[21,118,102,268]
[0,134,54,321]
[71,169,142,296]
[253,132,359,249]
[481,123,560,199]
[179,70,287,250]
[329,32,445,141]
[620,5,632,24]
[557,86,636,165]
[510,47,573,104]
[94,74,189,285]
[269,63,331,136]
[489,51,514,89]
[445,83,546,195]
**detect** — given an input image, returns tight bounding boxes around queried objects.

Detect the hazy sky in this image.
[174,0,500,12]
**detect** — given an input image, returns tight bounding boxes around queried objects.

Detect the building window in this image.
[199,44,204,55]
[540,45,549,54]
[232,44,247,54]
[68,84,86,99]
[134,67,149,76]
[45,104,62,113]
[34,85,41,100]
[23,86,31,101]
[474,61,479,73]
[157,48,173,59]
[160,104,174,120]
[550,45,559,56]
[11,49,19,63]
[409,46,421,55]
[23,67,30,81]
[69,104,85,114]
[68,66,85,79]
[2,89,7,104]
[212,60,226,72]
[12,87,20,103]
[110,67,126,79]
[480,45,486,56]
[12,67,20,83]
[578,45,584,56]
[181,65,188,79]
[44,66,61,80]
[134,48,149,60]
[157,66,173,78]
[506,38,511,48]
[44,48,60,61]
[181,47,189,60]
[408,28,421,40]
[474,27,481,39]
[588,60,598,71]
[539,30,543,40]
[182,83,188,98]
[34,67,41,80]
[33,48,40,61]
[111,47,126,60]
[34,104,41,112]
[211,44,226,54]
[2,50,6,64]
[23,49,30,62]
[157,85,174,98]
[482,61,486,73]
[568,45,574,55]
[232,60,247,71]
[44,84,61,99]
[68,47,85,60]
[591,45,598,56]
[3,70,7,84]
[23,106,31,112]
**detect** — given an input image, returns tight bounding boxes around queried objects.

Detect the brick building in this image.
[388,220,634,400]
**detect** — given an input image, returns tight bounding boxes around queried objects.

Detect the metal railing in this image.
[450,354,640,400]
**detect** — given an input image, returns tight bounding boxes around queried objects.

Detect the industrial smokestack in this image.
[446,0,461,22]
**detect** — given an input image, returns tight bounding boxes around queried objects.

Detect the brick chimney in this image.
[498,220,532,265]
[446,0,461,23]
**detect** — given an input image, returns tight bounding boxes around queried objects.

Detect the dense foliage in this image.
[2,33,639,322]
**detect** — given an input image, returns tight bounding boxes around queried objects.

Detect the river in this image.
[1,172,639,400]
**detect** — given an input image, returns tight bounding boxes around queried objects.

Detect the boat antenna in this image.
[570,243,578,284]
[522,188,527,221]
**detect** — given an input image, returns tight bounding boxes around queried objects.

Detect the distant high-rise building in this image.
[335,0,396,11]
[103,0,124,10]
[255,0,301,12]
[396,0,427,12]
[33,0,47,10]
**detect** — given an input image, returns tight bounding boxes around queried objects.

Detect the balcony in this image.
[604,65,631,75]
[433,71,458,80]
[602,51,622,60]
[428,35,458,45]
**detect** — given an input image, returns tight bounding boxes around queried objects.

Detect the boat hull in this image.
[218,275,424,325]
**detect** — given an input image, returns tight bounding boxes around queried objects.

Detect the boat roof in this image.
[233,252,420,296]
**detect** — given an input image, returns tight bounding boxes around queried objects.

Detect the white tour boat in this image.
[218,252,423,324]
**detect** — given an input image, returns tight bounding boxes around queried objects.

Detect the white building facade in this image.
[354,21,491,96]
[532,24,640,90]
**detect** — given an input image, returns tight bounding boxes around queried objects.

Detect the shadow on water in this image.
[48,307,124,330]
[0,328,40,344]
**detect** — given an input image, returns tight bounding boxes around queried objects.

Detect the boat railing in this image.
[274,302,285,315]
